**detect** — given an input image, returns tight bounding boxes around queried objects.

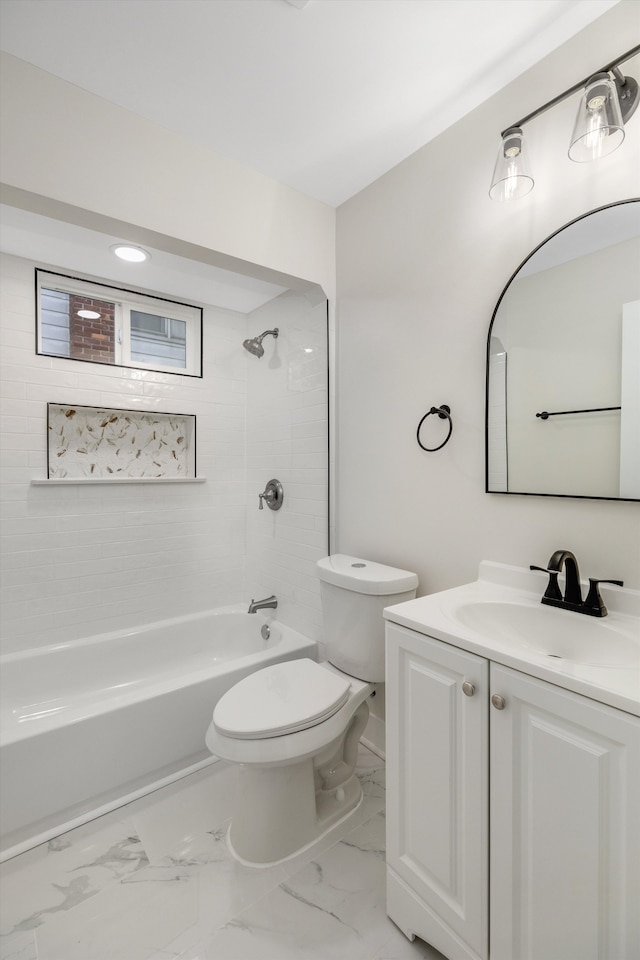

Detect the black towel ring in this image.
[417,404,453,452]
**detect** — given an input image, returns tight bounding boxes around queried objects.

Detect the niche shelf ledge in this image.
[31,477,206,486]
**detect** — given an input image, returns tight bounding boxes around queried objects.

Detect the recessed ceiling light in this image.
[111,244,150,263]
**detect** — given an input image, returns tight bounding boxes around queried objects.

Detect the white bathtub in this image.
[0,606,316,861]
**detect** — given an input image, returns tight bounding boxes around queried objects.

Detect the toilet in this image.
[205,554,418,865]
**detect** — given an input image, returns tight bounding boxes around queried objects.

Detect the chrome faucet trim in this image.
[248,595,278,614]
[530,550,623,617]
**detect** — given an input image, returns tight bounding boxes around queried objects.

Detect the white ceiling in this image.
[0,0,620,207]
[0,0,623,312]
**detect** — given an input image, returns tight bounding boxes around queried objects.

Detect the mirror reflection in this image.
[486,199,640,501]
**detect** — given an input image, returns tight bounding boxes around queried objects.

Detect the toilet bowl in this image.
[205,555,418,865]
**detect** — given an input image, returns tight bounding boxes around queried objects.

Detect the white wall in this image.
[335,2,640,598]
[0,255,327,655]
[0,52,335,298]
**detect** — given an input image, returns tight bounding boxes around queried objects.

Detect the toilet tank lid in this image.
[317,555,418,595]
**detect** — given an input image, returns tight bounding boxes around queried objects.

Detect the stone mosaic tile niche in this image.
[47,404,196,479]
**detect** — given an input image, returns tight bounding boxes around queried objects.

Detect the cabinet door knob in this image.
[491,694,506,710]
[462,681,475,697]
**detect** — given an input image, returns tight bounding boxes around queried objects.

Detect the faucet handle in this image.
[258,479,284,512]
[530,565,562,601]
[584,578,624,618]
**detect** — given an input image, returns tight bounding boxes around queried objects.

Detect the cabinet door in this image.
[386,623,489,960]
[490,663,640,960]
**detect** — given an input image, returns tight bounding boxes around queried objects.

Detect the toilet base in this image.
[225,701,369,866]
[226,769,363,867]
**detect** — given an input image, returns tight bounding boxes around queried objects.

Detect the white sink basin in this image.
[453,600,640,667]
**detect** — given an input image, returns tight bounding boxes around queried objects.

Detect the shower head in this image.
[243,338,265,358]
[242,328,279,358]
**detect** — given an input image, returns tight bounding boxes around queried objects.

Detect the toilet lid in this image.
[213,659,352,739]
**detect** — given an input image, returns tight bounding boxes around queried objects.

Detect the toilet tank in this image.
[317,555,418,682]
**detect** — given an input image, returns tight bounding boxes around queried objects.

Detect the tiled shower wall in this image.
[244,293,329,643]
[0,253,328,655]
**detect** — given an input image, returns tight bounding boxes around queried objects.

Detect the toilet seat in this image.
[213,659,352,739]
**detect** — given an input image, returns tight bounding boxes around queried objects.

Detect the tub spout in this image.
[248,595,278,614]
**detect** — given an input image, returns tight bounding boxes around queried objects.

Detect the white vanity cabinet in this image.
[386,623,489,960]
[385,621,640,960]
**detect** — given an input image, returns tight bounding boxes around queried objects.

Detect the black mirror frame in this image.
[485,197,640,502]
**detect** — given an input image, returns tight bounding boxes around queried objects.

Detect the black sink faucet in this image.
[530,550,623,617]
[549,549,583,605]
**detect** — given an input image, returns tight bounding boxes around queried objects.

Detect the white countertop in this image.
[384,561,640,717]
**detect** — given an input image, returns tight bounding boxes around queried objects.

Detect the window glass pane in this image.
[130,310,187,368]
[40,288,71,356]
[37,271,202,376]
[40,288,116,363]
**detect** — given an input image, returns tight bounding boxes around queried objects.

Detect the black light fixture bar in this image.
[501,44,640,137]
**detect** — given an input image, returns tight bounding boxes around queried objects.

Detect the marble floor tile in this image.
[187,809,444,960]
[34,861,198,960]
[1,744,445,960]
[126,762,238,867]
[149,824,290,958]
[0,816,146,937]
[0,931,38,960]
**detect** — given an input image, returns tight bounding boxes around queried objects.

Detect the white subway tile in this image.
[1,260,327,651]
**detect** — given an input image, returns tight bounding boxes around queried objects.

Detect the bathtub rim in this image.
[0,602,257,663]
[1,607,315,746]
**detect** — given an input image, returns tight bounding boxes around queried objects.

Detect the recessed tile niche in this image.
[46,403,196,480]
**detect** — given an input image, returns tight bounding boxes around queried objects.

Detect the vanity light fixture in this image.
[490,44,639,201]
[568,72,626,162]
[110,244,150,263]
[489,127,534,201]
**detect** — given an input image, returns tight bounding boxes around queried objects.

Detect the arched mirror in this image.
[486,199,640,501]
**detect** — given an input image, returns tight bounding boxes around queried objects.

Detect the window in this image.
[36,270,202,376]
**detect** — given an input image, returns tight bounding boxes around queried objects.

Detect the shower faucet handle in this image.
[258,479,284,511]
[258,490,272,509]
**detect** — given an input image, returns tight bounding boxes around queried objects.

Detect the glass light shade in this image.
[489,127,534,201]
[568,74,624,162]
